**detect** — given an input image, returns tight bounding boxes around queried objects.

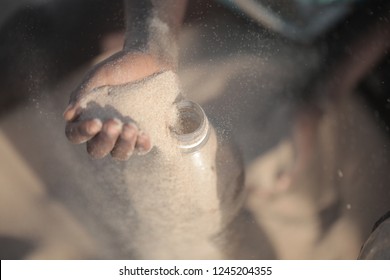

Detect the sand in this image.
[75,70,229,258]
[78,70,181,152]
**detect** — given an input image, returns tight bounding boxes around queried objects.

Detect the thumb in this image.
[63,78,94,121]
[63,102,80,121]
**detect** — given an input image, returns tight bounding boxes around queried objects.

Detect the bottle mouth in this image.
[172,100,210,153]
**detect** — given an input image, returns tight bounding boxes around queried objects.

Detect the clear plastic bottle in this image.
[71,72,259,259]
[109,99,247,259]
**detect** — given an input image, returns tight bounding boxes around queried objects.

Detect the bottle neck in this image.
[172,100,210,153]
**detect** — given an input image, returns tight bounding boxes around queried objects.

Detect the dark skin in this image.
[63,0,187,160]
[63,0,390,178]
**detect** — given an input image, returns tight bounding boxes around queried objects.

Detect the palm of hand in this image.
[64,51,171,160]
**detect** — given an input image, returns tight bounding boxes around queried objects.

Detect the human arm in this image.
[63,0,187,160]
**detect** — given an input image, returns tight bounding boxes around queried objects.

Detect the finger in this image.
[65,119,102,144]
[63,103,81,122]
[135,131,152,155]
[87,119,122,159]
[111,123,138,161]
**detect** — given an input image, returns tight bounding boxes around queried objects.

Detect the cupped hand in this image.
[64,51,171,160]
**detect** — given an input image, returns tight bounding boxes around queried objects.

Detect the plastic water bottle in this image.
[112,99,247,259]
[68,72,259,259]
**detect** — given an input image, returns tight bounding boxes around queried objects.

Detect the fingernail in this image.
[136,132,152,155]
[112,118,123,127]
[63,104,74,120]
[122,123,138,138]
[104,119,123,136]
[89,119,103,134]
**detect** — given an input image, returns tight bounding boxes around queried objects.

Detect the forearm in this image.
[123,0,187,67]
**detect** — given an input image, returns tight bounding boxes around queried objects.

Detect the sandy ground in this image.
[1,4,390,259]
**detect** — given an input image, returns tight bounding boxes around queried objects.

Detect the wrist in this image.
[123,26,178,68]
[119,50,176,75]
[123,0,184,68]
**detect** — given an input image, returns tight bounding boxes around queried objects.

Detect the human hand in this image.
[63,51,172,160]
